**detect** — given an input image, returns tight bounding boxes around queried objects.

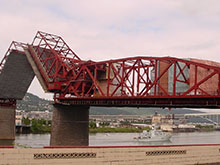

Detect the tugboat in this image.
[134,126,172,142]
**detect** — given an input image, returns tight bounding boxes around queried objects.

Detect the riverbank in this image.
[21,125,219,134]
[25,127,150,134]
[89,127,150,133]
[21,118,219,134]
[195,124,216,132]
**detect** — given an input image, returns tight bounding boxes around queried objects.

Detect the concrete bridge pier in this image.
[50,104,89,146]
[0,106,15,140]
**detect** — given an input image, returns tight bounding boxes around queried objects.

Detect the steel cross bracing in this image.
[1,31,220,108]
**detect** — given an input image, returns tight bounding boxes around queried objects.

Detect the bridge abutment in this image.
[50,104,89,146]
[0,106,15,140]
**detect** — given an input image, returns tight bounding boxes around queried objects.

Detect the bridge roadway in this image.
[57,96,220,108]
[1,31,220,146]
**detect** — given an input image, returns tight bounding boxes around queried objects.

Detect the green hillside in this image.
[17,93,53,111]
[90,106,203,115]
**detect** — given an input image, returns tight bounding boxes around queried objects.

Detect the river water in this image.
[0,131,219,148]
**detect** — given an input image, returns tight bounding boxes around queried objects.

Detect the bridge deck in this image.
[0,50,34,100]
[56,97,220,108]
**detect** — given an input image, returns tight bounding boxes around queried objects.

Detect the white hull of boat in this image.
[134,135,171,142]
[133,129,172,142]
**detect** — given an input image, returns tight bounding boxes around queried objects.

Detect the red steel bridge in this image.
[1,31,220,108]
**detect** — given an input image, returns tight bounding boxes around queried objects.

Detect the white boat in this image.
[133,128,172,142]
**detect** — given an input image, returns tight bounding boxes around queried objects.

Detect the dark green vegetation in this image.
[22,118,51,134]
[195,124,215,131]
[23,120,149,134]
[89,121,150,133]
[18,93,204,115]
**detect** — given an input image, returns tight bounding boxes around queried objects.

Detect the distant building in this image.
[151,112,175,132]
[26,111,52,120]
[16,110,25,126]
[15,110,52,121]
[151,111,161,125]
[15,115,22,126]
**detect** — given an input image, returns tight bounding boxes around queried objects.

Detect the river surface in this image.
[0,131,219,148]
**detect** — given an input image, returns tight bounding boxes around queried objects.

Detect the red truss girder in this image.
[29,31,84,91]
[1,31,220,107]
[56,56,220,101]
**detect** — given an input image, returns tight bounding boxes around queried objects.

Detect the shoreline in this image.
[15,127,220,134]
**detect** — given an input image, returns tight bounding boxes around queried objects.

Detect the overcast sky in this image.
[1,0,220,100]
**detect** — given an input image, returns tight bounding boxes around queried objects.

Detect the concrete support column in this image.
[0,106,15,140]
[50,104,89,146]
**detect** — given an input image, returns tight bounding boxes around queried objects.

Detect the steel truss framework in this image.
[1,31,220,108]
